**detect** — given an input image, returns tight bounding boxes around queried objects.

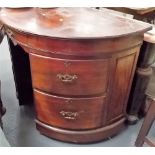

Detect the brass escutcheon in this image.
[57,73,78,83]
[64,61,71,67]
[60,111,79,120]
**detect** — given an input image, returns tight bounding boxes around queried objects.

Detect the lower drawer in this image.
[34,90,106,130]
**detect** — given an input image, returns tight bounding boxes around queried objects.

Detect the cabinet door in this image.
[107,48,139,122]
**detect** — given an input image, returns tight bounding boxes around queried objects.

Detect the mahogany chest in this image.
[0,8,152,143]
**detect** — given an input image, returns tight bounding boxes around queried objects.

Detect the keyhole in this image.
[64,61,71,68]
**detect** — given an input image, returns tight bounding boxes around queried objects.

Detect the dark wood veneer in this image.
[34,89,106,130]
[30,53,109,96]
[0,8,151,143]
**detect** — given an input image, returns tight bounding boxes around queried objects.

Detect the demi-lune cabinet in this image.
[0,8,151,143]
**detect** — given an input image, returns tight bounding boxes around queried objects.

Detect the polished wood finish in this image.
[0,8,152,143]
[108,51,139,122]
[36,118,126,143]
[30,53,108,96]
[4,25,144,56]
[0,8,151,38]
[34,89,106,130]
[106,8,155,124]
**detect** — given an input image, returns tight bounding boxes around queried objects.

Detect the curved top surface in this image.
[0,7,152,39]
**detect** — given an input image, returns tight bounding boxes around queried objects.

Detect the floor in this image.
[0,127,10,146]
[0,37,155,147]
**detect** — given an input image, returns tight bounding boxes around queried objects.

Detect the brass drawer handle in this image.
[57,73,78,84]
[60,111,79,120]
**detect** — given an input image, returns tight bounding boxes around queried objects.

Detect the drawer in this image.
[30,53,109,96]
[34,89,106,130]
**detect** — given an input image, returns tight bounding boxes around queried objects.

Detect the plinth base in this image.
[36,118,126,143]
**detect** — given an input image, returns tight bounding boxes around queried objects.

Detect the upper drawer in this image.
[29,53,109,96]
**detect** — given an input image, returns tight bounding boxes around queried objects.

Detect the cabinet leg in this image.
[127,114,139,125]
[127,67,152,124]
[127,41,155,122]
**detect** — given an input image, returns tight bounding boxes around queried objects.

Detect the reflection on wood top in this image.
[0,7,152,39]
